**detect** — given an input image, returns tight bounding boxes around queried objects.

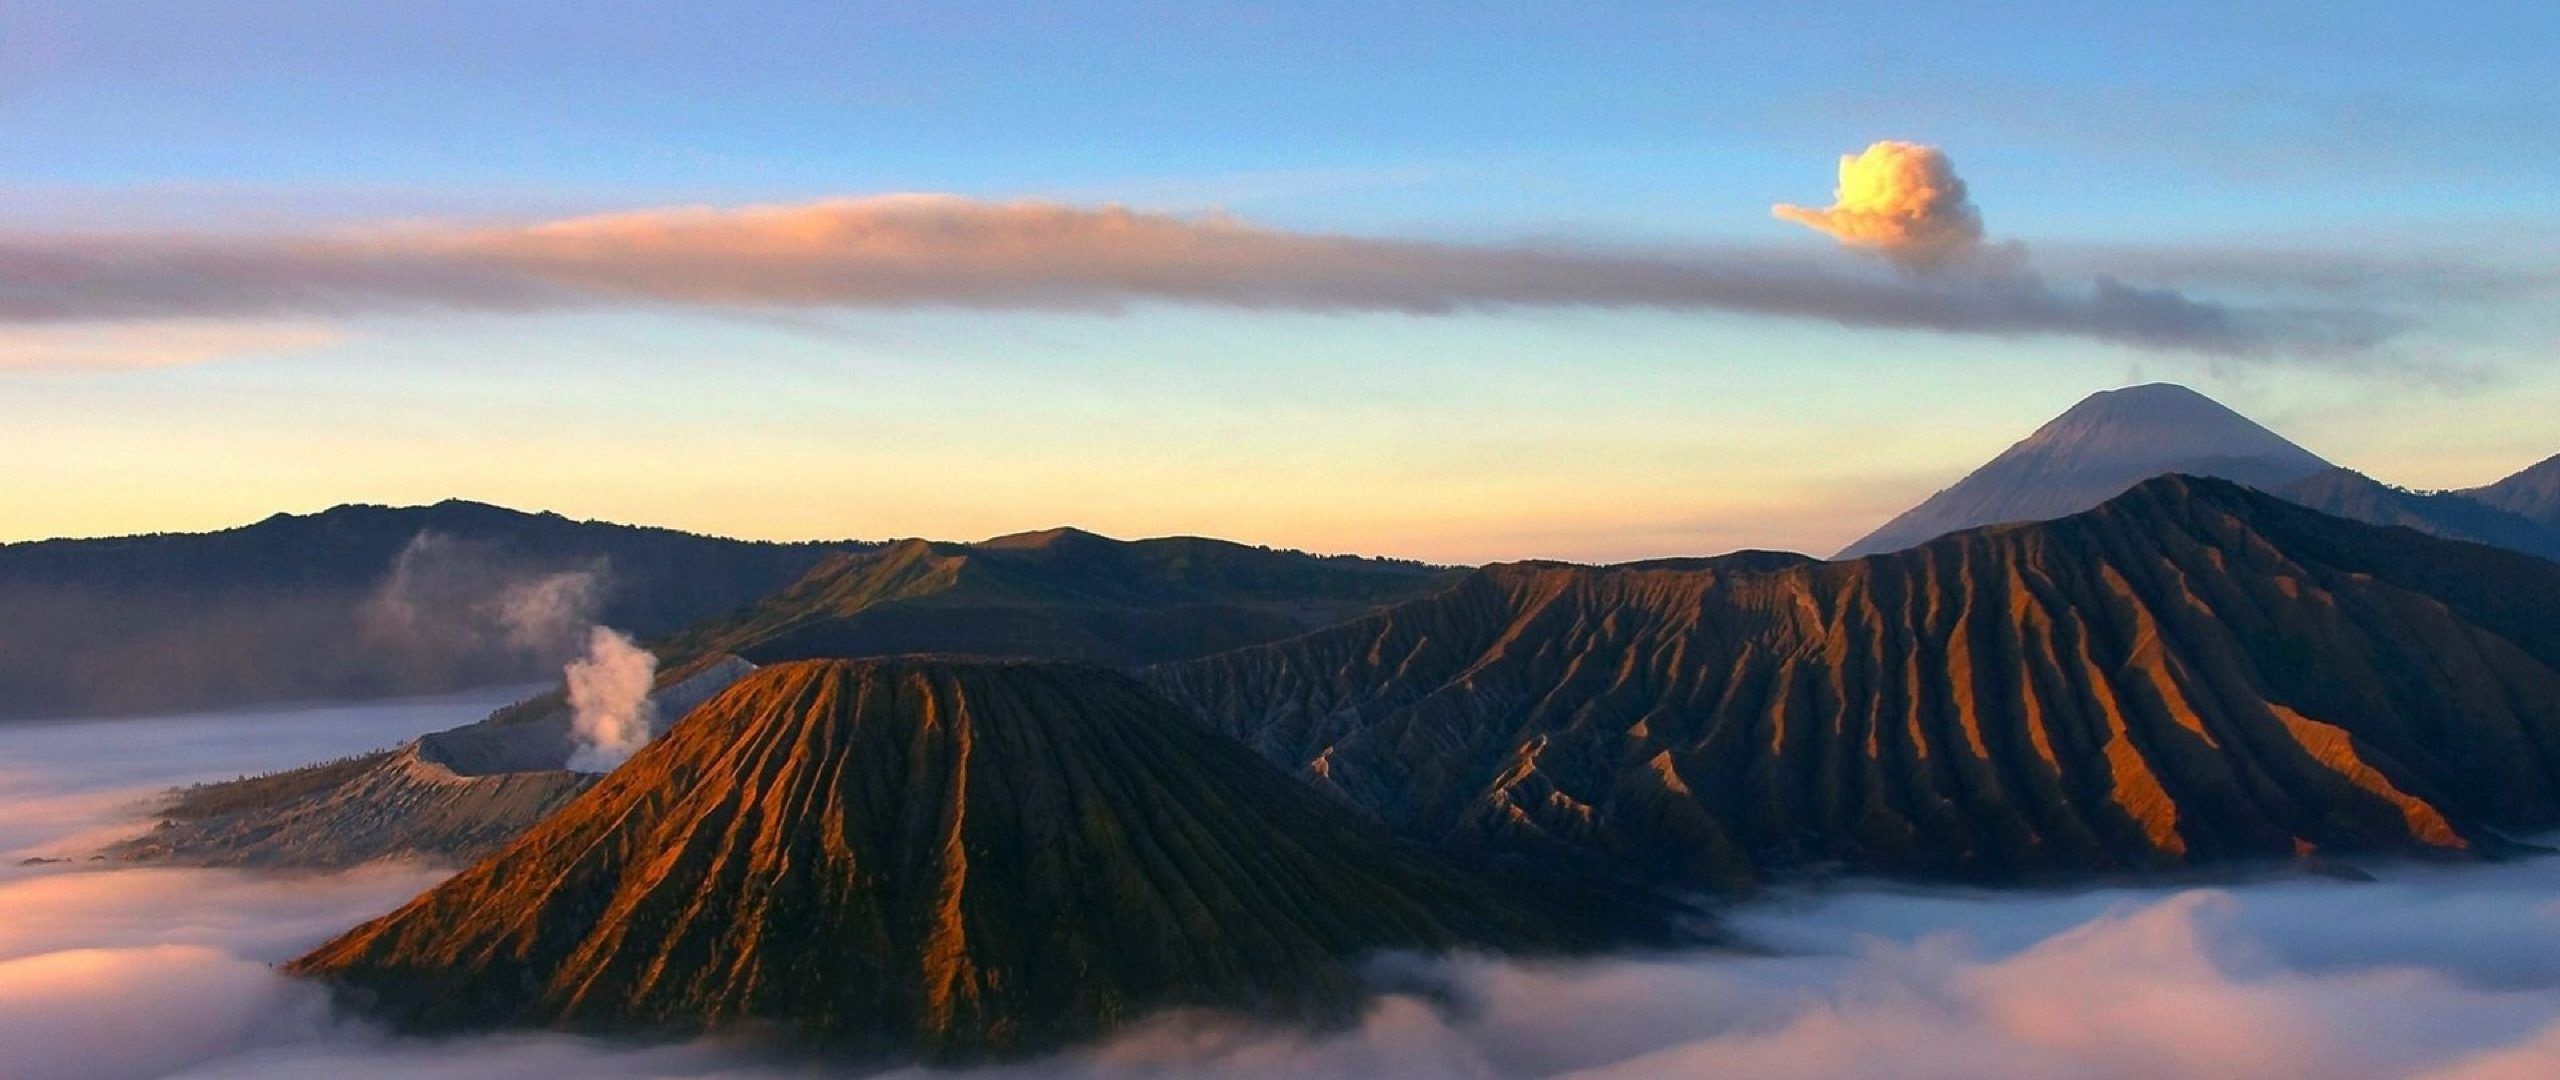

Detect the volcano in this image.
[1837,383,2331,558]
[291,658,1592,1060]
[121,527,1449,869]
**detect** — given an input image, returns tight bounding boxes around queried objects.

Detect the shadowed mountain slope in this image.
[291,658,1593,1061]
[0,501,853,720]
[655,526,1453,670]
[2465,453,2560,529]
[2278,467,2560,562]
[1152,476,2560,889]
[1837,383,2331,558]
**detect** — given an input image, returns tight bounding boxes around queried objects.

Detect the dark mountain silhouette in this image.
[1153,476,2560,890]
[655,526,1454,669]
[1837,383,2332,558]
[2464,453,2560,529]
[2278,467,2560,562]
[291,659,1599,1061]
[0,500,854,720]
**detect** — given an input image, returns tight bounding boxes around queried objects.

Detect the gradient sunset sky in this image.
[7,2,2556,563]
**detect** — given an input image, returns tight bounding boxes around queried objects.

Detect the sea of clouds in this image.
[6,696,2560,1080]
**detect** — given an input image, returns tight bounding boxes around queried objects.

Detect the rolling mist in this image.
[5,698,2559,1080]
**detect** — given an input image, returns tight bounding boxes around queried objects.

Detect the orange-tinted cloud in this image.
[0,320,343,372]
[0,195,2391,360]
[1775,141,1986,270]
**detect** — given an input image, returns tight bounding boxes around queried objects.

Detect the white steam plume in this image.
[493,569,603,657]
[360,532,606,667]
[562,626,657,773]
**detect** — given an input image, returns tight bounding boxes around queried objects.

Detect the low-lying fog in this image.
[5,698,2557,1080]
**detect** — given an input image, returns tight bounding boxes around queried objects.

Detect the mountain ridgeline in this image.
[291,659,1599,1061]
[1836,382,2560,563]
[653,526,1456,670]
[2277,467,2560,563]
[257,459,2560,1060]
[0,501,853,720]
[1151,476,2560,889]
[2459,452,2560,529]
[114,528,1456,869]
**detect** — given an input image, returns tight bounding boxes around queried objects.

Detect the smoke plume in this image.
[359,532,605,677]
[0,193,2396,360]
[1775,141,1988,270]
[492,570,604,657]
[562,626,657,773]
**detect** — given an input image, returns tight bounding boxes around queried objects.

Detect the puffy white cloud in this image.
[1775,141,1987,270]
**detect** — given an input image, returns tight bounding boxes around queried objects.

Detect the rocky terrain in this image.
[291,658,1603,1061]
[115,527,1448,868]
[113,657,756,867]
[1153,476,2560,889]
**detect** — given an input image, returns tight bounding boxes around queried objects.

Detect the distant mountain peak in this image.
[2079,381,2214,405]
[975,525,1111,550]
[1834,383,2332,558]
[2008,383,2323,465]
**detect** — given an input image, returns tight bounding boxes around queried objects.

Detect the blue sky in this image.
[14,3,2555,235]
[5,2,2556,560]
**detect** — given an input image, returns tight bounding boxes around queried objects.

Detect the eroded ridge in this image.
[1151,476,2560,888]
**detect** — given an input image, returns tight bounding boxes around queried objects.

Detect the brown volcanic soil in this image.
[1150,476,2560,889]
[292,658,1594,1061]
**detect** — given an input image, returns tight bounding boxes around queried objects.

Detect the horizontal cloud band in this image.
[0,195,2391,357]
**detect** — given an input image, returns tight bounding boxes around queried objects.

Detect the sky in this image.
[5,1,2557,562]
